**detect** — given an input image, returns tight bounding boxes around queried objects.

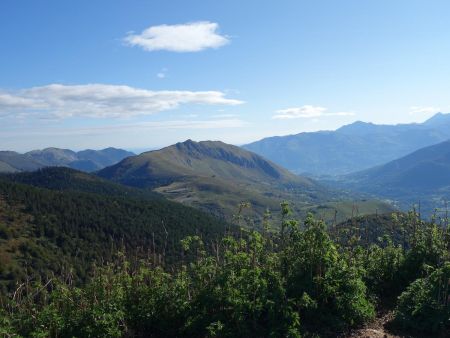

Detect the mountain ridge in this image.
[0,147,134,173]
[244,112,450,176]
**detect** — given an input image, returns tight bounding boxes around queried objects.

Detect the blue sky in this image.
[1,0,450,152]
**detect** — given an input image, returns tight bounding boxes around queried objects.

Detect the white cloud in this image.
[409,106,441,115]
[124,21,229,52]
[0,93,36,108]
[0,84,243,119]
[273,105,355,120]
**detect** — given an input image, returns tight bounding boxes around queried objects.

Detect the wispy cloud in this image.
[0,119,245,137]
[157,68,168,79]
[124,21,229,52]
[273,105,355,120]
[213,113,238,118]
[409,106,441,115]
[0,84,243,119]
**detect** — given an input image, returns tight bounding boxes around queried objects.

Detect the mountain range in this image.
[0,147,134,173]
[98,139,391,222]
[244,112,450,176]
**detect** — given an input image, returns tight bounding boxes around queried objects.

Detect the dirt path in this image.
[345,312,403,338]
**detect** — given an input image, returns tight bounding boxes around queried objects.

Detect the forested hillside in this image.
[0,176,232,296]
[3,167,160,199]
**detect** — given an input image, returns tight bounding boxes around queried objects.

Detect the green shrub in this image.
[283,214,375,332]
[395,262,450,332]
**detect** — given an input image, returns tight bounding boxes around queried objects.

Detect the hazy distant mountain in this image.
[77,148,136,168]
[26,148,79,166]
[243,112,450,176]
[98,139,393,222]
[0,147,134,173]
[338,140,450,215]
[0,151,42,172]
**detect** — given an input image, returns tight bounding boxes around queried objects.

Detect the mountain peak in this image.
[100,140,314,187]
[175,139,201,153]
[178,139,225,147]
[182,139,195,144]
[97,140,320,220]
[336,120,376,134]
[174,139,229,155]
[423,112,449,126]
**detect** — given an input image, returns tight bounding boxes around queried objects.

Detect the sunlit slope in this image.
[99,140,392,222]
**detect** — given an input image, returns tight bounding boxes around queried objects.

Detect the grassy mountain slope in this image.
[0,160,18,173]
[26,147,79,166]
[98,139,315,187]
[243,112,450,176]
[339,140,450,215]
[0,172,232,295]
[98,140,393,222]
[0,151,42,172]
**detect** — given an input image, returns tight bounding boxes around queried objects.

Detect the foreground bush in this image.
[395,262,450,333]
[283,215,375,332]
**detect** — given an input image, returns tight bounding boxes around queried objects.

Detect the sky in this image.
[1,0,450,152]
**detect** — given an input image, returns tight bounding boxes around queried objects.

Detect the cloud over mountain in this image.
[273,105,355,119]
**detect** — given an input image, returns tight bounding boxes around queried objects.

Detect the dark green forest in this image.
[0,175,231,297]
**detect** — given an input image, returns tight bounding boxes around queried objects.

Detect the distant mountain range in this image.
[98,139,392,222]
[0,147,134,173]
[243,112,450,176]
[334,139,450,215]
